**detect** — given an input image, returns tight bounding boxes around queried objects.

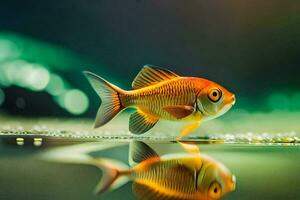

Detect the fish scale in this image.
[131,159,197,198]
[122,78,197,120]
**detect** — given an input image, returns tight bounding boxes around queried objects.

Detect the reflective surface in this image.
[0,136,299,200]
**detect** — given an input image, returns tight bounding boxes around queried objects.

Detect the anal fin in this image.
[129,110,159,134]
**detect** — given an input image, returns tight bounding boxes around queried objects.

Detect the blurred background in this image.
[0,0,300,118]
[0,2,299,200]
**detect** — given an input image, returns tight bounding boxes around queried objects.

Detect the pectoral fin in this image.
[164,105,195,119]
[176,112,203,140]
[178,141,201,155]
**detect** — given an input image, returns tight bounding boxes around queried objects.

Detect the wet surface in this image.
[0,112,299,199]
[0,111,300,145]
[0,137,299,200]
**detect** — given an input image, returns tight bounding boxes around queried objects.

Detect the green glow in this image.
[46,74,66,96]
[54,93,66,108]
[63,89,89,115]
[267,93,289,110]
[14,60,34,87]
[0,60,50,91]
[0,88,5,106]
[0,32,96,71]
[2,60,20,84]
[26,65,50,91]
[0,39,21,61]
[0,68,9,87]
[290,93,300,110]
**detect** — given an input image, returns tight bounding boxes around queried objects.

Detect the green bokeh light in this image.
[63,89,89,115]
[2,60,21,85]
[54,92,67,108]
[0,39,21,61]
[0,60,50,91]
[26,65,50,91]
[46,74,67,96]
[16,60,34,87]
[0,33,94,115]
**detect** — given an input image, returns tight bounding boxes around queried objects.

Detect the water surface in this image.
[0,135,299,200]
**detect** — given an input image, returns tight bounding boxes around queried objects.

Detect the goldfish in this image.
[84,65,235,137]
[89,141,236,200]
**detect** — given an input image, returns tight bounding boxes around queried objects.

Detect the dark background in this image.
[0,0,299,117]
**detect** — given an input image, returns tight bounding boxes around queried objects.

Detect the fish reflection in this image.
[42,141,236,200]
[97,141,235,200]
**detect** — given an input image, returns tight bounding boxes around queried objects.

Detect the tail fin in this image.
[39,143,129,195]
[83,71,125,128]
[93,158,129,194]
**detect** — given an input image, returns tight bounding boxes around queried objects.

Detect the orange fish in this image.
[84,65,235,137]
[92,141,236,200]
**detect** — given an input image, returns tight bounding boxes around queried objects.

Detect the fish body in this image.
[122,77,197,121]
[130,155,215,200]
[84,65,235,135]
[95,141,236,200]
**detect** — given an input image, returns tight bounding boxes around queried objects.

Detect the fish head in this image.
[196,80,235,120]
[196,157,236,200]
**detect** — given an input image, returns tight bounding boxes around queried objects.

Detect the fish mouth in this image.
[219,95,235,116]
[231,95,236,105]
[218,104,233,116]
[228,94,236,106]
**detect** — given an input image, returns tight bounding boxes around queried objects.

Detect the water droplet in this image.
[33,138,43,146]
[16,137,24,146]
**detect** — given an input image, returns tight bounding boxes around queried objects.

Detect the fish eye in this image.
[208,88,222,103]
[208,181,222,199]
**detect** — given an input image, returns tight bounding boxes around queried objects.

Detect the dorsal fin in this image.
[132,65,180,89]
[129,141,159,166]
